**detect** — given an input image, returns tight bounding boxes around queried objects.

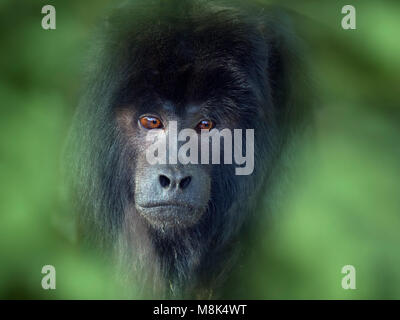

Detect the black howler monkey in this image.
[66,0,311,298]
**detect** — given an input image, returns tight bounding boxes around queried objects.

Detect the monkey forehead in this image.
[124,13,263,85]
[160,102,200,115]
[107,6,266,119]
[129,44,256,112]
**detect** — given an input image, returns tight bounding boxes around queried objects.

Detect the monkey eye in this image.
[196,119,214,131]
[139,115,163,129]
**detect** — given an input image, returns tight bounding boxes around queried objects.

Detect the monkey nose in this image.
[158,174,192,191]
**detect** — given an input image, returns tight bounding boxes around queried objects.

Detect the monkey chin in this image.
[136,203,205,232]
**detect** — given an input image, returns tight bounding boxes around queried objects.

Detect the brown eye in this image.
[139,116,163,129]
[196,119,214,131]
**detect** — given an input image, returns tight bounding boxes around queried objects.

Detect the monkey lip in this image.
[136,202,204,229]
[138,201,195,209]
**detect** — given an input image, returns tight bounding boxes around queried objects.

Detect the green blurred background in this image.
[0,0,399,299]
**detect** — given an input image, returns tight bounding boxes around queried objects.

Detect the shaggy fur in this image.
[65,0,311,298]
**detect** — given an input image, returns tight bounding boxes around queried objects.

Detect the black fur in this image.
[66,0,311,298]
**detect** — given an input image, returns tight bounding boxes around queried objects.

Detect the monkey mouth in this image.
[136,202,204,229]
[139,201,194,209]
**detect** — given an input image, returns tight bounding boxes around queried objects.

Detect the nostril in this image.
[179,176,192,190]
[159,175,171,188]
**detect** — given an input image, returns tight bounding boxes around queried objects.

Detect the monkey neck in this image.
[115,205,244,298]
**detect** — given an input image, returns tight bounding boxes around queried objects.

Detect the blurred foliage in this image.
[0,0,399,299]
